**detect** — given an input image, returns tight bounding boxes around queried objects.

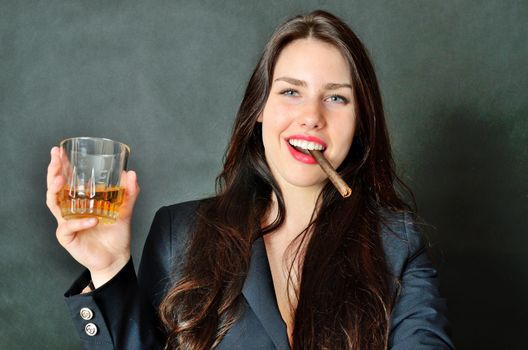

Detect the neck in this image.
[264,183,323,242]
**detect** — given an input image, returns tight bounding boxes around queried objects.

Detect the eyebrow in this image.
[274,76,352,90]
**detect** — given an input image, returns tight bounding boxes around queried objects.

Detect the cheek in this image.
[260,111,281,151]
[261,102,293,136]
[332,118,356,154]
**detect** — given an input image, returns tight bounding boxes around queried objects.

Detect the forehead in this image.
[273,38,352,82]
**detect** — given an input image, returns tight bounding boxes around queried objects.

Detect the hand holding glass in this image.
[57,137,130,224]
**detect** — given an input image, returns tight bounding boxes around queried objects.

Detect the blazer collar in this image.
[241,237,291,350]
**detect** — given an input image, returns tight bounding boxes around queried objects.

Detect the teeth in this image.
[288,139,325,151]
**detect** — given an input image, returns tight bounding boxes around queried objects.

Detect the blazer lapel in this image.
[241,237,291,350]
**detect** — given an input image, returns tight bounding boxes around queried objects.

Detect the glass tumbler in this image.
[57,137,130,224]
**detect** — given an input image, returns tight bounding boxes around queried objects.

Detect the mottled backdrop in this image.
[1,0,526,348]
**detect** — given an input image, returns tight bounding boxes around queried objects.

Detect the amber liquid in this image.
[57,185,125,224]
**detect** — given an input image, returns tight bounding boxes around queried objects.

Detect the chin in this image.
[281,173,327,189]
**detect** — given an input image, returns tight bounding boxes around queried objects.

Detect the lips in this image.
[285,134,327,164]
[286,135,327,149]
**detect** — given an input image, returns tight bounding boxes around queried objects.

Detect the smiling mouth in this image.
[288,139,326,154]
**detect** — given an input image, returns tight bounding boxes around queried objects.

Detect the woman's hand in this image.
[46,146,140,288]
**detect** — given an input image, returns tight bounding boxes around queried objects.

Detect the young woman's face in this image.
[259,38,357,194]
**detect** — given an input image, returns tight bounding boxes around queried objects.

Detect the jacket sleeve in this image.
[63,207,173,349]
[388,213,455,349]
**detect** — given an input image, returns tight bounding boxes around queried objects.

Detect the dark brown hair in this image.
[160,10,413,349]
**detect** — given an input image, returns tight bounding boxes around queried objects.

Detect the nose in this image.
[297,100,326,130]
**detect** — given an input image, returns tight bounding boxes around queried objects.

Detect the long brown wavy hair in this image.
[159,10,414,349]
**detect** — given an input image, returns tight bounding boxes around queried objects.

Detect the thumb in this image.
[119,170,140,220]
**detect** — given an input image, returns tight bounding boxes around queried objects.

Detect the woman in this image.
[46,10,454,350]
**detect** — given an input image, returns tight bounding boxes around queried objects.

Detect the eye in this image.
[279,89,299,97]
[325,95,349,104]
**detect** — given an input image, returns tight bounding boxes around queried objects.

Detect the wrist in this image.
[89,256,130,288]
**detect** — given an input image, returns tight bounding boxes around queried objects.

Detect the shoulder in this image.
[377,208,428,277]
[152,198,210,254]
[141,198,209,269]
[164,199,204,222]
[379,209,453,348]
[138,198,210,307]
[159,199,204,234]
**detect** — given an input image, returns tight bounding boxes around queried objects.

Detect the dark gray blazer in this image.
[64,200,454,349]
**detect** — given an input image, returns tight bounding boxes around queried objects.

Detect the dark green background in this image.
[1,0,526,348]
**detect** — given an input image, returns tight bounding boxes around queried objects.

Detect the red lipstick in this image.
[286,134,327,149]
[285,134,327,165]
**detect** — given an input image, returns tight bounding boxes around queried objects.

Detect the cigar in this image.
[308,149,351,198]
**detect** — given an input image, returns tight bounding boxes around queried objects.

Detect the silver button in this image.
[85,323,98,336]
[80,307,93,320]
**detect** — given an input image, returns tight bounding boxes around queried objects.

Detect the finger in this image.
[119,170,140,220]
[56,217,99,247]
[46,147,68,222]
[47,147,62,190]
[46,175,65,221]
